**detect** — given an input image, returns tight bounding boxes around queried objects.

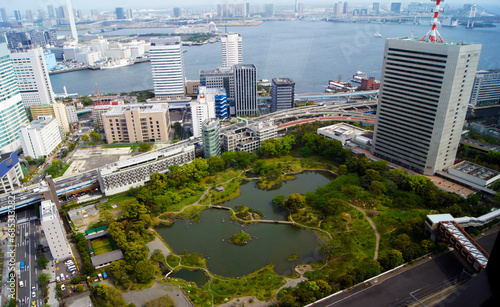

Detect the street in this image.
[16,207,43,306]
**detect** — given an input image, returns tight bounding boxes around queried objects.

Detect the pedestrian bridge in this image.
[438,220,489,272]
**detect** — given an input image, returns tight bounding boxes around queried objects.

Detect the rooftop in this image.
[150,36,182,46]
[25,117,55,130]
[272,78,295,85]
[450,161,500,181]
[103,103,168,115]
[91,250,124,267]
[427,213,455,225]
[390,37,479,46]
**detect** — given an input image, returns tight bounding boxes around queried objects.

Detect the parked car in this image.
[61,285,65,291]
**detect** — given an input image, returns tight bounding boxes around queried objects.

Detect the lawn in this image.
[90,237,114,255]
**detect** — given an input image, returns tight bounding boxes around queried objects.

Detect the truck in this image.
[102,272,107,279]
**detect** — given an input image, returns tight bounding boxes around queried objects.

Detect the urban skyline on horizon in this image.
[3,0,500,14]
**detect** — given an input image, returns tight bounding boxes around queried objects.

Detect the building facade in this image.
[150,37,185,97]
[271,78,295,112]
[66,103,78,123]
[202,118,221,158]
[221,33,242,68]
[10,47,56,108]
[102,104,171,144]
[40,200,73,261]
[191,88,216,138]
[98,144,195,195]
[0,152,23,194]
[19,116,62,159]
[234,64,258,116]
[0,41,29,154]
[30,103,70,133]
[200,67,234,100]
[372,37,482,175]
[469,69,500,106]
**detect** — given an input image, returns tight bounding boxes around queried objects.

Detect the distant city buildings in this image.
[221,33,242,68]
[372,37,482,175]
[19,116,62,159]
[150,37,186,97]
[202,118,221,158]
[234,64,258,116]
[1,8,8,22]
[469,69,500,106]
[10,47,56,108]
[173,7,181,18]
[0,41,29,154]
[271,78,295,112]
[390,2,402,14]
[102,104,171,144]
[40,199,73,261]
[264,4,274,17]
[372,2,380,15]
[115,7,126,20]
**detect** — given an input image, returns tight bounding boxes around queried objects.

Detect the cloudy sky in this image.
[4,1,499,13]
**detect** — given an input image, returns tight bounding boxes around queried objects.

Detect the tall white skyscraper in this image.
[40,200,73,261]
[191,87,216,138]
[150,37,186,97]
[372,37,481,175]
[66,0,78,43]
[221,33,242,68]
[10,47,56,108]
[0,41,29,154]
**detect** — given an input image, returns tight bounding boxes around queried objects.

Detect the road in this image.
[310,230,499,307]
[16,207,43,306]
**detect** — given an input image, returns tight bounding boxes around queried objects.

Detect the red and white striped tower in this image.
[421,0,444,43]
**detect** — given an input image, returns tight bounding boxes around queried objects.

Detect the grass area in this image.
[93,245,114,256]
[173,205,207,219]
[180,265,286,306]
[90,238,110,249]
[103,143,139,152]
[99,194,134,210]
[21,164,29,176]
[54,163,72,178]
[166,255,180,268]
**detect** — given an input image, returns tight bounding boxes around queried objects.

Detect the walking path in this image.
[347,203,380,260]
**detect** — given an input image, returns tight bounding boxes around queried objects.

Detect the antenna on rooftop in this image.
[420,0,444,43]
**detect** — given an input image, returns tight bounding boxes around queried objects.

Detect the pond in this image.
[156,171,333,277]
[170,269,209,287]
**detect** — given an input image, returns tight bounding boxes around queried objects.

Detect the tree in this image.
[337,164,348,176]
[36,254,49,269]
[379,249,404,270]
[90,131,101,142]
[283,193,307,211]
[322,198,349,216]
[69,143,76,151]
[93,284,128,307]
[38,273,51,287]
[138,143,153,152]
[75,284,84,292]
[81,97,93,106]
[272,195,286,206]
[370,180,387,198]
[135,259,157,283]
[81,134,89,142]
[98,211,114,226]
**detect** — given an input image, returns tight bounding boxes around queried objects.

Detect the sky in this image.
[3,1,500,13]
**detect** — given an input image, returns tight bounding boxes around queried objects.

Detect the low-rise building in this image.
[317,123,372,149]
[102,103,171,144]
[19,116,62,159]
[40,200,73,261]
[448,161,500,188]
[66,103,78,123]
[97,143,195,195]
[222,122,277,153]
[0,152,23,194]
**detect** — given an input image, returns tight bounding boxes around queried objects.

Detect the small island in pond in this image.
[229,231,251,246]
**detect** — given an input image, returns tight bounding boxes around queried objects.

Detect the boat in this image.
[355,71,363,75]
[100,59,134,69]
[374,32,382,38]
[351,75,364,84]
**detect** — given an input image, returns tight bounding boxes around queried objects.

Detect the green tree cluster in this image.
[72,232,95,275]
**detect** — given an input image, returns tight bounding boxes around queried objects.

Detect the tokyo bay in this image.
[50,20,500,96]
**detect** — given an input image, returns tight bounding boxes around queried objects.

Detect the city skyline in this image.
[3,1,500,13]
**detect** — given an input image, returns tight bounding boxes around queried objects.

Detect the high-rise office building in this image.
[271,78,295,112]
[191,88,216,138]
[199,87,228,120]
[372,37,481,175]
[391,2,402,14]
[115,7,126,19]
[38,9,46,20]
[65,0,78,43]
[14,10,22,21]
[40,200,73,261]
[150,37,185,97]
[469,69,500,106]
[334,2,343,16]
[56,6,67,19]
[264,4,274,17]
[0,41,29,154]
[10,47,56,108]
[1,8,7,22]
[234,64,257,117]
[373,2,380,15]
[221,33,242,68]
[173,7,181,17]
[298,3,304,15]
[47,5,55,18]
[200,67,234,100]
[343,2,349,14]
[19,116,62,159]
[202,118,221,158]
[26,10,33,20]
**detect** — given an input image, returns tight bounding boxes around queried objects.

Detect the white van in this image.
[19,280,24,288]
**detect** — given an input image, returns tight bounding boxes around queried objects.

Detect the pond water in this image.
[170,270,209,287]
[156,171,333,277]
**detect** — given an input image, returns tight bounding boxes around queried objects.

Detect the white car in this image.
[32,291,36,298]
[56,276,60,282]
[61,285,66,291]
